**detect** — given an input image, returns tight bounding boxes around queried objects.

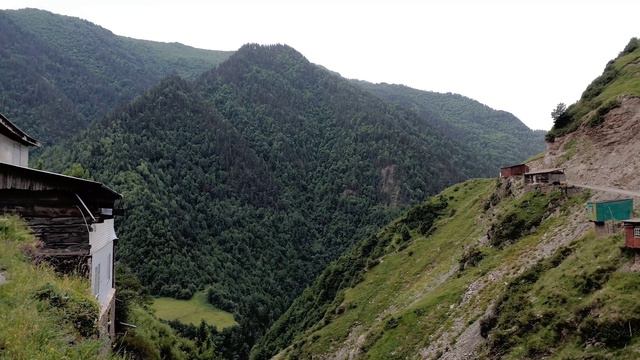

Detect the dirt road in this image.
[569,183,640,198]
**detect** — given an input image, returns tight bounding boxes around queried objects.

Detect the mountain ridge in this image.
[0,8,232,143]
[353,80,546,170]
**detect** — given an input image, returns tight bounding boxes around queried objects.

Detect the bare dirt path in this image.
[569,183,640,198]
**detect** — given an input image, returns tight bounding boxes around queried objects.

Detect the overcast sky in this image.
[2,0,639,130]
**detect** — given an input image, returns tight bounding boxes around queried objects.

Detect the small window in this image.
[93,264,101,296]
[635,227,640,238]
[107,253,111,281]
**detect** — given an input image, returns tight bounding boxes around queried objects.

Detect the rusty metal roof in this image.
[500,163,527,170]
[0,113,40,147]
[524,168,565,176]
[0,162,121,200]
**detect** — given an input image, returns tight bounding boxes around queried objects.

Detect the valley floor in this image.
[152,291,237,329]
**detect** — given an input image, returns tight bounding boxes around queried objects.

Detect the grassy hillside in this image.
[0,8,231,143]
[255,177,640,359]
[152,292,237,329]
[354,81,546,168]
[0,216,108,359]
[547,37,640,140]
[479,233,640,359]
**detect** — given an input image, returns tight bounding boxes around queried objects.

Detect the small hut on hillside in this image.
[0,112,120,339]
[623,219,640,249]
[587,199,633,223]
[524,168,566,185]
[586,199,634,236]
[500,164,529,178]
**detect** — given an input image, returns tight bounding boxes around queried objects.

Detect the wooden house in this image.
[587,199,633,236]
[500,164,529,178]
[623,219,640,249]
[0,113,120,339]
[524,168,566,185]
[587,199,633,223]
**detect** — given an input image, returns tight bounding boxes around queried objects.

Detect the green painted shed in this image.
[586,199,634,223]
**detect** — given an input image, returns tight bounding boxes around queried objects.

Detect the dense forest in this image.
[354,81,546,169]
[0,8,231,143]
[36,43,543,356]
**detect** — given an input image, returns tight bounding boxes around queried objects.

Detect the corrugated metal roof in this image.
[500,163,527,170]
[623,218,640,224]
[0,113,40,147]
[588,198,633,205]
[0,161,121,199]
[524,168,565,175]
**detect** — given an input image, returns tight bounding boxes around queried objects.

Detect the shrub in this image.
[402,196,448,234]
[620,37,640,56]
[458,246,485,271]
[578,315,640,347]
[384,317,399,330]
[589,98,620,127]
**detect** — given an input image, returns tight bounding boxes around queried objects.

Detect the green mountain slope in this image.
[255,177,640,359]
[0,216,108,358]
[354,81,546,168]
[547,37,640,140]
[0,8,231,143]
[37,43,544,356]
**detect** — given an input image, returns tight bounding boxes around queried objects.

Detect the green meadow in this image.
[152,291,238,329]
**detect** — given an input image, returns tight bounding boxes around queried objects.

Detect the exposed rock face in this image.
[541,96,640,202]
[380,164,401,207]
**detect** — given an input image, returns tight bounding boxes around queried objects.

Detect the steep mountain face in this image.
[539,38,640,194]
[255,39,640,360]
[354,81,547,169]
[0,8,231,143]
[541,96,640,194]
[547,37,639,141]
[38,43,543,355]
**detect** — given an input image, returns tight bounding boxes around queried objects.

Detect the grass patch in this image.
[152,291,237,329]
[560,138,578,163]
[0,216,109,359]
[525,151,545,163]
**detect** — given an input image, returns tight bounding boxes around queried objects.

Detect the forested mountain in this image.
[0,8,231,143]
[36,43,543,356]
[354,81,547,168]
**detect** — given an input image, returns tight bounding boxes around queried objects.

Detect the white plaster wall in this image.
[90,219,117,309]
[0,135,29,166]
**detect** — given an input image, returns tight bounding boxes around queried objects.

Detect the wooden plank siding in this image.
[0,164,120,273]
